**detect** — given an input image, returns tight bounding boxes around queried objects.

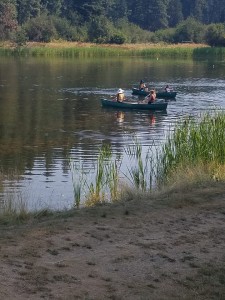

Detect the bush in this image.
[24,15,56,42]
[52,17,78,41]
[205,23,225,46]
[12,27,28,46]
[152,28,176,43]
[88,16,113,43]
[174,17,205,43]
[114,18,153,43]
[110,33,126,44]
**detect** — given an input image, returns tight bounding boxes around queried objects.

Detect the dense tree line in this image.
[1,0,225,46]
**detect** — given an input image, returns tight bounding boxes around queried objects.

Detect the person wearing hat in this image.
[139,80,146,90]
[146,89,156,104]
[165,85,171,92]
[116,88,125,102]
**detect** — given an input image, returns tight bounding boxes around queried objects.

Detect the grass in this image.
[158,111,225,185]
[0,41,213,59]
[0,192,30,225]
[180,264,225,299]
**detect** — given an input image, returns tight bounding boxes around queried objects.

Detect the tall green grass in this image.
[0,46,201,59]
[70,141,158,206]
[70,145,122,207]
[158,111,225,184]
[125,138,157,191]
[70,160,86,208]
[1,44,224,59]
[193,47,225,60]
[0,192,30,224]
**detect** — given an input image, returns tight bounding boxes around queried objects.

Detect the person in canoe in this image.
[139,80,146,91]
[116,88,125,102]
[146,89,156,104]
[165,85,173,92]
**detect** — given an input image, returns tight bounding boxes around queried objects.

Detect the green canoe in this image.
[132,88,177,98]
[101,98,168,110]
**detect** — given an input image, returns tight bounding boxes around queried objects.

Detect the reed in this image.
[193,47,225,59]
[70,141,157,206]
[0,192,30,224]
[125,140,147,191]
[70,160,86,208]
[70,140,158,206]
[84,144,121,206]
[158,111,225,184]
[106,159,121,202]
[125,138,158,191]
[0,43,208,59]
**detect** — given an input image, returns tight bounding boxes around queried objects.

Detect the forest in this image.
[1,0,225,46]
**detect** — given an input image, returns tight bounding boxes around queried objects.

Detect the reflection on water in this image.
[116,111,125,123]
[0,57,225,211]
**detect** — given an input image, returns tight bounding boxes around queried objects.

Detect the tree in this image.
[174,17,205,43]
[146,0,169,31]
[88,15,113,43]
[25,14,56,42]
[205,23,225,46]
[127,0,146,29]
[0,0,18,39]
[168,0,183,27]
[16,0,42,24]
[40,0,62,16]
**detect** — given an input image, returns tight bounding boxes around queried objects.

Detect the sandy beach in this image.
[0,181,225,300]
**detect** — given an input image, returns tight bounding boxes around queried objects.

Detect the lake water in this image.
[0,56,225,211]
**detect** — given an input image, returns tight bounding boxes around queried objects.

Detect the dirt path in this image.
[0,183,225,299]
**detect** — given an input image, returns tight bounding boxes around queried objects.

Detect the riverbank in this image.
[0,41,213,58]
[0,180,225,299]
[0,41,208,49]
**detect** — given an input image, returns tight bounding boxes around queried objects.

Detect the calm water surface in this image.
[0,56,225,210]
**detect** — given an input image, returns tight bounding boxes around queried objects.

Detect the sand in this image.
[0,182,225,300]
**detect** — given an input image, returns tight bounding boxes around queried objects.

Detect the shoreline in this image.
[0,41,208,49]
[0,181,225,299]
[0,41,211,59]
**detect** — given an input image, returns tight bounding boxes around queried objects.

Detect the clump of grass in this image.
[193,46,225,60]
[157,111,225,185]
[70,139,159,207]
[70,160,86,208]
[84,144,121,206]
[0,193,30,225]
[69,145,122,207]
[125,138,158,191]
[106,159,122,202]
[180,263,225,299]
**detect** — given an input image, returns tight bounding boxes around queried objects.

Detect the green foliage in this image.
[110,33,126,44]
[168,0,183,27]
[205,23,225,46]
[12,27,28,46]
[152,28,175,43]
[88,16,113,43]
[52,17,79,41]
[16,0,41,24]
[24,14,56,42]
[41,0,62,16]
[0,0,18,39]
[174,17,206,43]
[0,0,224,45]
[159,112,225,182]
[114,18,153,43]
